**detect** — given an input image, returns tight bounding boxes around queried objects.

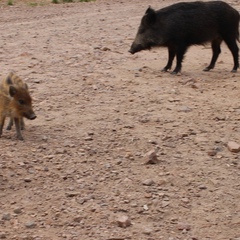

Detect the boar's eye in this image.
[18,100,25,105]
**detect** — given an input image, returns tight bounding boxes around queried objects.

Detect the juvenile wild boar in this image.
[0,72,29,130]
[0,73,36,140]
[129,1,240,74]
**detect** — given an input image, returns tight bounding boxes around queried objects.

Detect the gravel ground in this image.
[0,0,240,239]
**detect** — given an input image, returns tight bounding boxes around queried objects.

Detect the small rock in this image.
[101,46,111,51]
[33,79,41,84]
[25,222,37,229]
[73,216,82,223]
[78,198,86,204]
[0,233,6,239]
[65,192,79,197]
[143,204,149,210]
[181,198,190,204]
[24,178,32,183]
[199,185,207,190]
[13,208,22,214]
[178,106,192,112]
[55,148,67,154]
[42,135,48,141]
[158,179,167,186]
[142,227,153,235]
[144,150,159,164]
[227,141,240,153]
[177,222,191,231]
[116,215,131,228]
[144,193,152,198]
[142,179,155,186]
[84,136,93,141]
[207,150,217,156]
[2,213,11,221]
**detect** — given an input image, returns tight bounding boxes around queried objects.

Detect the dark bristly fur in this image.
[129,1,239,74]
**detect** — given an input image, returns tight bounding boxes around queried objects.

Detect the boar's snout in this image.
[26,112,36,120]
[128,49,135,54]
[29,113,37,120]
[129,43,144,54]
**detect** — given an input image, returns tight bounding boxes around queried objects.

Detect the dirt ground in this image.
[0,0,240,239]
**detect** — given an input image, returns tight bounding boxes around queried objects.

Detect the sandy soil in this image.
[0,0,240,239]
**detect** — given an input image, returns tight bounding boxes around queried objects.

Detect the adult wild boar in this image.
[129,1,240,74]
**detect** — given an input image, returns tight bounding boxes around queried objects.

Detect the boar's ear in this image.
[24,83,28,90]
[6,75,13,85]
[9,86,17,97]
[143,6,156,26]
[6,72,14,85]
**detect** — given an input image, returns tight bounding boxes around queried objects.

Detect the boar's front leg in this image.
[162,47,176,72]
[14,117,24,140]
[8,118,25,130]
[21,118,25,130]
[6,118,13,130]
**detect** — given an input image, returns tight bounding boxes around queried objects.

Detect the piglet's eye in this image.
[18,100,25,105]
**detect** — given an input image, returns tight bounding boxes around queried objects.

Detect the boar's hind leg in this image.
[162,47,176,72]
[14,118,24,140]
[204,38,222,72]
[224,37,239,72]
[0,116,6,137]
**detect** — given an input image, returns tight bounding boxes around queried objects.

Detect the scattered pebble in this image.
[13,208,22,214]
[207,149,217,156]
[116,215,131,228]
[144,150,159,164]
[227,141,240,153]
[0,233,6,239]
[65,192,80,197]
[177,222,191,231]
[143,204,149,211]
[25,222,37,229]
[2,214,11,221]
[24,178,32,183]
[142,227,153,235]
[142,179,155,186]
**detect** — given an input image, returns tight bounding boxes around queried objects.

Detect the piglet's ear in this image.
[9,86,17,97]
[143,6,156,26]
[6,76,13,85]
[24,83,28,90]
[6,72,14,85]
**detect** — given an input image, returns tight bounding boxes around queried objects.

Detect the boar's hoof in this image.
[203,67,211,71]
[171,71,179,75]
[17,135,24,141]
[29,114,37,120]
[161,66,172,72]
[231,69,237,73]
